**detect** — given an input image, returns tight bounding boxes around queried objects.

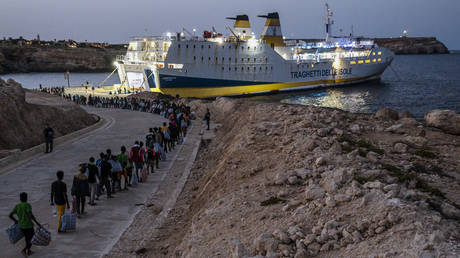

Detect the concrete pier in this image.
[0,107,200,257]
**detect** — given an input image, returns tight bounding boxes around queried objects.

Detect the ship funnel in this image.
[258,12,285,48]
[226,14,253,39]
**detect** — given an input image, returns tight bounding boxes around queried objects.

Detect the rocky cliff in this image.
[0,45,125,74]
[0,78,97,154]
[110,97,460,257]
[374,37,449,54]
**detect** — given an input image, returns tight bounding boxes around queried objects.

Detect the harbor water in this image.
[1,53,459,119]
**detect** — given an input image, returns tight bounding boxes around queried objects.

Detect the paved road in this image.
[0,108,183,257]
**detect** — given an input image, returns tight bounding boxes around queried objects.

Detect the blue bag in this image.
[60,213,77,231]
[6,224,24,244]
[131,172,139,185]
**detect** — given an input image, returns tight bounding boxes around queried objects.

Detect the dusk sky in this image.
[1,0,459,49]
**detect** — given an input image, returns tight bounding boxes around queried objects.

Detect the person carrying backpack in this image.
[130,141,143,182]
[71,164,90,218]
[145,128,154,149]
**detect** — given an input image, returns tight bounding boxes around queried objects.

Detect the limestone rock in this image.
[425,109,460,135]
[273,229,291,244]
[376,108,399,120]
[393,143,408,153]
[305,184,325,200]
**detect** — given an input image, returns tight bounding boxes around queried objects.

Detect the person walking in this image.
[99,154,113,198]
[130,141,143,181]
[117,146,129,190]
[9,192,42,256]
[43,124,54,153]
[204,109,211,130]
[71,164,90,218]
[51,171,70,233]
[87,158,98,206]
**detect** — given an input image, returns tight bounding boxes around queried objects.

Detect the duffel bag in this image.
[31,225,51,246]
[60,213,77,231]
[6,223,24,244]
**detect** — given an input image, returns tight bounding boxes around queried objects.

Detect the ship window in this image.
[259,67,262,71]
[350,61,356,65]
[254,67,256,72]
[248,46,250,50]
[247,58,250,62]
[365,60,370,63]
[378,58,382,62]
[193,45,195,48]
[254,58,256,63]
[186,44,188,48]
[222,45,225,49]
[235,67,237,71]
[254,46,257,50]
[266,66,268,70]
[178,44,181,48]
[358,60,364,64]
[208,57,211,61]
[265,58,268,63]
[229,57,231,62]
[247,67,250,71]
[208,45,211,48]
[216,57,218,63]
[201,45,204,49]
[241,58,244,62]
[193,56,196,61]
[242,46,244,50]
[242,67,244,71]
[229,46,231,49]
[229,67,231,71]
[201,56,204,61]
[271,66,273,70]
[222,57,225,63]
[222,66,224,70]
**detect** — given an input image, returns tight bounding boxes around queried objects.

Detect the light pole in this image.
[65,71,70,88]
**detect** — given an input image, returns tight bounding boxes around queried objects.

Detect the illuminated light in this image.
[350,61,356,64]
[216,38,223,44]
[378,52,382,55]
[358,60,364,64]
[378,58,382,62]
[247,38,258,48]
[113,61,118,66]
[373,52,376,56]
[365,60,370,63]
[372,59,377,62]
[166,32,172,38]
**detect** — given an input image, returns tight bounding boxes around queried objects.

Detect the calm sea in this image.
[1,54,459,119]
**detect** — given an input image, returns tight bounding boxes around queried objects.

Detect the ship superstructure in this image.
[115,4,394,98]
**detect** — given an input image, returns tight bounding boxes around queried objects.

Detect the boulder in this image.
[295,168,312,179]
[287,176,300,185]
[376,108,399,120]
[363,181,384,190]
[253,232,279,255]
[272,229,291,244]
[399,110,414,119]
[393,143,408,153]
[425,109,460,135]
[305,184,325,200]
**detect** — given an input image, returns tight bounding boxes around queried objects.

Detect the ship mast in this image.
[325,3,334,43]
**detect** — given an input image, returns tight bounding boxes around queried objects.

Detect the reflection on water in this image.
[246,54,460,119]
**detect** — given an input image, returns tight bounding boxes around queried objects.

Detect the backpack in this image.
[131,146,141,162]
[147,148,155,160]
[163,130,170,140]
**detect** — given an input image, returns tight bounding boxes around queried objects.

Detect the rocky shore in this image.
[0,78,97,156]
[110,96,460,257]
[373,37,449,55]
[0,44,126,74]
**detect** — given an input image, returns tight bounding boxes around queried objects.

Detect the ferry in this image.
[114,4,394,98]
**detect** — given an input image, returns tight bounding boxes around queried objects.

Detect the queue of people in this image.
[8,88,195,256]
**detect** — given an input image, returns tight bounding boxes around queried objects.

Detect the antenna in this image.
[325,3,334,42]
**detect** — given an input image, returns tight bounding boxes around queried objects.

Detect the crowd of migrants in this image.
[8,94,194,256]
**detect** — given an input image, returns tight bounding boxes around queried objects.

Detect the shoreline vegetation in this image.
[0,36,449,75]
